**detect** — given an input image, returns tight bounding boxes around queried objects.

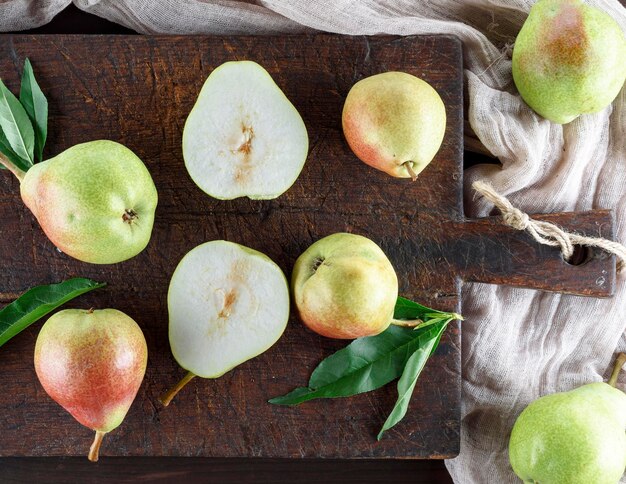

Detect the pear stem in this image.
[160,371,196,407]
[403,161,418,181]
[391,313,463,328]
[88,430,106,462]
[608,353,626,387]
[0,152,26,183]
[390,318,424,328]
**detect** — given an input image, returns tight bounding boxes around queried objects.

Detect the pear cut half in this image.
[168,240,290,379]
[182,61,309,200]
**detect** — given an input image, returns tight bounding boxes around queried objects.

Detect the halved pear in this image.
[182,61,309,200]
[161,240,290,405]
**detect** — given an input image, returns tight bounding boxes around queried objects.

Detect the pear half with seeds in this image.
[182,61,309,200]
[161,240,290,405]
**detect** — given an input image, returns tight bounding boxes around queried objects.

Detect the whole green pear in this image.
[292,233,398,339]
[512,0,626,124]
[20,140,158,264]
[509,355,626,483]
[342,72,446,180]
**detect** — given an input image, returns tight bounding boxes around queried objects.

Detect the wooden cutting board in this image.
[0,34,615,459]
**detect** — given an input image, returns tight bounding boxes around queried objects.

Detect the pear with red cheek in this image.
[512,0,626,124]
[34,309,147,462]
[342,72,446,180]
[19,141,158,264]
[292,233,398,339]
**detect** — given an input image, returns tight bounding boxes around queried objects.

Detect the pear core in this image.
[167,240,290,379]
[182,61,309,200]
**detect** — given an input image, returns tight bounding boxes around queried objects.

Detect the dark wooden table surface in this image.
[1,31,470,459]
[1,5,454,483]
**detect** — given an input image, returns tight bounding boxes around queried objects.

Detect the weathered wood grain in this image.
[0,34,615,460]
[453,210,615,295]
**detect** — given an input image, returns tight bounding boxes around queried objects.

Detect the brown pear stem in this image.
[608,353,626,387]
[88,430,106,462]
[391,313,463,328]
[403,161,418,181]
[160,371,196,407]
[390,318,424,328]
[0,152,26,183]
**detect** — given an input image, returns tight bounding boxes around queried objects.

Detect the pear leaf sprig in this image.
[0,58,48,179]
[269,297,463,440]
[0,278,104,348]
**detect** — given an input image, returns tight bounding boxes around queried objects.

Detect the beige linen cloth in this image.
[2,0,626,481]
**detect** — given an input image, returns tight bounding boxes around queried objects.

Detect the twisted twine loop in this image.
[472,181,626,273]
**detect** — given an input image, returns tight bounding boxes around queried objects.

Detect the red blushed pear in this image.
[34,309,147,462]
[292,233,404,339]
[0,60,157,264]
[342,72,446,181]
[512,0,626,124]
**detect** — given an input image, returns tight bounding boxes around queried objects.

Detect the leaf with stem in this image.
[269,324,447,405]
[269,297,462,438]
[269,298,461,406]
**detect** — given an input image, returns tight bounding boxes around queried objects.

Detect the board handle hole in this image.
[565,244,591,266]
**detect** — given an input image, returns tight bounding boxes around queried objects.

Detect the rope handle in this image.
[472,181,626,273]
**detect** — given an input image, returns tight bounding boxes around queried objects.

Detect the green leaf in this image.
[269,299,462,406]
[19,59,47,162]
[393,296,460,321]
[269,323,450,406]
[0,78,34,166]
[269,325,421,405]
[270,298,462,438]
[0,278,105,347]
[377,319,449,440]
[0,126,31,172]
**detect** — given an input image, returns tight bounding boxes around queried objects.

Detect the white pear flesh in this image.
[168,240,290,378]
[182,61,309,200]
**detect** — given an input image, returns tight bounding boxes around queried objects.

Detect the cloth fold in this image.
[1,1,624,482]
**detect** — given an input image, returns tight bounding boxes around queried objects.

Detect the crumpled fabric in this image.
[1,1,625,481]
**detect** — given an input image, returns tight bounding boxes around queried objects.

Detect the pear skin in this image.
[509,355,626,484]
[34,309,148,461]
[512,0,626,124]
[342,72,446,180]
[292,233,398,339]
[20,140,158,264]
